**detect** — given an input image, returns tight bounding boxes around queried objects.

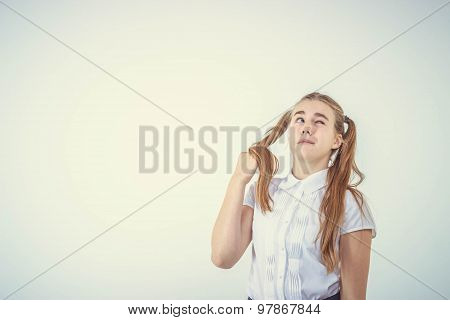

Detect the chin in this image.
[294,150,315,161]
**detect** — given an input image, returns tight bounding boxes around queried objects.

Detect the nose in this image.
[302,126,312,135]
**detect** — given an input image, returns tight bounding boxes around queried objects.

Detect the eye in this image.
[295,117,325,125]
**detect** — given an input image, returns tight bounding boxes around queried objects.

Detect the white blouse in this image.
[243,167,377,300]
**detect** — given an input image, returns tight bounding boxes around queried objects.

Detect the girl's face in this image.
[288,100,342,165]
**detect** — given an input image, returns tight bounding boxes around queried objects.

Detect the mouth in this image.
[298,139,315,144]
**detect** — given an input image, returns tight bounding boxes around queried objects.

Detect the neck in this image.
[292,156,328,180]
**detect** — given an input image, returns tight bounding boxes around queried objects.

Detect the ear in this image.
[331,133,343,150]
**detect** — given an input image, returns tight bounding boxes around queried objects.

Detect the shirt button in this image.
[285,220,288,223]
[281,247,285,251]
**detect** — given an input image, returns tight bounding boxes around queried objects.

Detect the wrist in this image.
[231,172,250,186]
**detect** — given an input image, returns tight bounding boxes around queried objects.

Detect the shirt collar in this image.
[278,167,329,194]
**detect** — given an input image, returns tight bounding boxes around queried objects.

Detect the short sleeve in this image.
[340,191,377,239]
[243,179,256,209]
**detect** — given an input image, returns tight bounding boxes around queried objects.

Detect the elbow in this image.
[211,252,236,269]
[340,283,367,300]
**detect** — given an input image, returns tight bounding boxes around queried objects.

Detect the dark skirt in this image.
[248,291,340,300]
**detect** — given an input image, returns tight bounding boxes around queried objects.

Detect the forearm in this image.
[211,173,247,268]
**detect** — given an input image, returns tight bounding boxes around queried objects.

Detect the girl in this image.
[211,92,377,300]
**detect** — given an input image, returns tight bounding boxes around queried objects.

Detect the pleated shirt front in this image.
[243,168,377,300]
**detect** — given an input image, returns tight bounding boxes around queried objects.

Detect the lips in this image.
[298,138,315,144]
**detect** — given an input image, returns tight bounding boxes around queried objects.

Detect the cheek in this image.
[287,126,299,140]
[288,133,298,151]
[316,133,335,149]
[312,129,327,141]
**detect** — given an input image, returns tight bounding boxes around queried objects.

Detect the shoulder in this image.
[247,175,285,190]
[342,188,377,238]
[243,176,285,210]
[270,176,285,189]
[344,188,371,212]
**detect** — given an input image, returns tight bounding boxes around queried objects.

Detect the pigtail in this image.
[248,110,292,213]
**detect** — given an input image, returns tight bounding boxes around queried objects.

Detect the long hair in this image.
[248,91,367,274]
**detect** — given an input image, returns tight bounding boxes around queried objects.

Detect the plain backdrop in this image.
[0,0,449,299]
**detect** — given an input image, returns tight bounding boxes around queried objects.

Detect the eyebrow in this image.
[293,110,329,122]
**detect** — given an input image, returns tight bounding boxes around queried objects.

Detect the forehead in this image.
[292,99,334,118]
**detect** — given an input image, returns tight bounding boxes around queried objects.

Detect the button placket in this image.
[277,200,295,299]
[285,194,305,299]
[294,190,310,298]
[277,221,286,298]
